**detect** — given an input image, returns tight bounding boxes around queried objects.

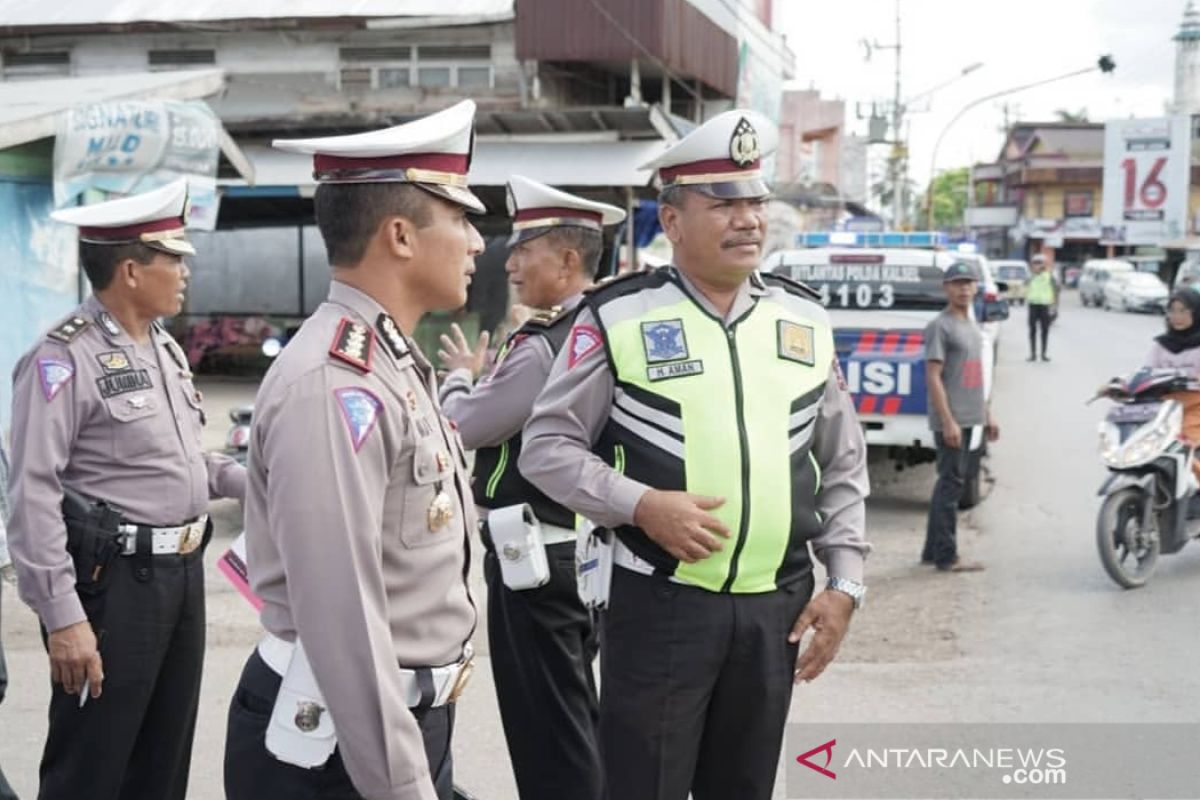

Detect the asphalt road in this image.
[1,291,1197,799]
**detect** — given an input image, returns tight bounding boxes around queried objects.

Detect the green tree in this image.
[923,167,970,231]
[1054,107,1089,122]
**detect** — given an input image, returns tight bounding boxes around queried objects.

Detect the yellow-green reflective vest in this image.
[588,268,834,593]
[1026,271,1055,305]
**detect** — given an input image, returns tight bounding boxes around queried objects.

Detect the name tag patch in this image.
[647,360,704,382]
[96,369,153,398]
[641,319,689,363]
[778,321,816,366]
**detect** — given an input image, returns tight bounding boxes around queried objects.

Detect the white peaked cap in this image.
[51,177,194,256]
[639,109,778,199]
[506,174,626,246]
[272,99,484,213]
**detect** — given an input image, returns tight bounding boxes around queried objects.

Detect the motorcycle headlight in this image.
[1103,404,1183,468]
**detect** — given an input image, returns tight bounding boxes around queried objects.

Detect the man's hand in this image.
[942,420,963,450]
[437,323,491,379]
[789,589,855,683]
[985,412,1000,443]
[48,620,103,698]
[632,490,731,563]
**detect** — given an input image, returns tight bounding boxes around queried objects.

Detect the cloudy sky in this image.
[774,0,1186,194]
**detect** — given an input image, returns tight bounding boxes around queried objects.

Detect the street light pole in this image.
[925,58,1116,231]
[890,0,904,229]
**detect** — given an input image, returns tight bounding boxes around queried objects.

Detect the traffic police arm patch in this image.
[567,325,603,368]
[38,358,74,401]
[641,319,689,363]
[778,321,816,366]
[334,387,383,452]
[329,318,375,373]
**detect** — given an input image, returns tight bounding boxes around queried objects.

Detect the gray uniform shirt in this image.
[924,310,986,431]
[6,295,245,632]
[244,281,476,800]
[439,294,582,450]
[519,270,871,582]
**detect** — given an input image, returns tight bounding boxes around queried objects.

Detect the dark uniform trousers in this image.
[38,549,206,800]
[921,427,979,567]
[224,651,455,800]
[600,566,814,800]
[482,539,602,800]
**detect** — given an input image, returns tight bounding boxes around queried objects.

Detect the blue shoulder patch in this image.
[334,387,383,452]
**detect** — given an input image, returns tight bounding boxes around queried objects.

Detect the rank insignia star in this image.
[375,313,410,358]
[329,318,376,373]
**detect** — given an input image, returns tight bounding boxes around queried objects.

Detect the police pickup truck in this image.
[765,232,1009,507]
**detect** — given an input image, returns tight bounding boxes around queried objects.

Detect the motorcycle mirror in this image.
[261,337,283,358]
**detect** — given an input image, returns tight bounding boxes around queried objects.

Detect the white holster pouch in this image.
[575,518,614,610]
[488,504,550,591]
[264,638,338,769]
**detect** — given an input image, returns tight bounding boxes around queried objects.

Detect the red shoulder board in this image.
[329,318,375,373]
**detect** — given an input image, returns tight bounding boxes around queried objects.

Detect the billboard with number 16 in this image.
[1101,116,1191,245]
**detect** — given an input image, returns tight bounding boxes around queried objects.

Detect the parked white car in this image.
[1079,259,1133,307]
[1102,271,1169,313]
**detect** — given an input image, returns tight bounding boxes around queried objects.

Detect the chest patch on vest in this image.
[648,360,704,382]
[641,319,689,363]
[777,321,816,366]
[567,325,603,368]
[96,369,154,399]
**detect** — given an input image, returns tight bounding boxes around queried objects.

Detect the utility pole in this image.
[890,0,904,229]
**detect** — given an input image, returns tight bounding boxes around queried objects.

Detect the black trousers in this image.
[1028,303,1053,357]
[599,567,813,800]
[37,551,206,800]
[483,542,602,800]
[224,651,455,800]
[0,588,19,800]
[922,429,977,567]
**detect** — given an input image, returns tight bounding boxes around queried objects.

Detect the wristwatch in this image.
[825,576,866,610]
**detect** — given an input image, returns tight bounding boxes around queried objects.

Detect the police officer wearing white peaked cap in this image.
[520,111,871,800]
[438,175,624,800]
[224,101,484,800]
[7,176,245,799]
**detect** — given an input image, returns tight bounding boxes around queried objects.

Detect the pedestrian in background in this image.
[1026,254,1059,362]
[922,262,998,572]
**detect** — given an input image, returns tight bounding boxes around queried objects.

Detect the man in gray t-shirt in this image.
[920,262,999,572]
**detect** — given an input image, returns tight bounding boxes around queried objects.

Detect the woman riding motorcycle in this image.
[1146,287,1200,481]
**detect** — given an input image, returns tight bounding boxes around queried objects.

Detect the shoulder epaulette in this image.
[329,317,375,373]
[46,315,90,344]
[760,270,822,302]
[583,267,672,304]
[522,304,574,330]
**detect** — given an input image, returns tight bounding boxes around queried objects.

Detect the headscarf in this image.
[1155,287,1200,354]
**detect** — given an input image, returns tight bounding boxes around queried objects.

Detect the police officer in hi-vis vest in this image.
[520,110,872,800]
[6,178,246,799]
[438,175,625,800]
[222,101,483,800]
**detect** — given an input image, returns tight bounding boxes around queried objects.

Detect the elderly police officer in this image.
[520,110,872,800]
[222,101,483,800]
[438,175,625,800]
[6,178,246,799]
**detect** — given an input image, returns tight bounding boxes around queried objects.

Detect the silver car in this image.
[1102,271,1169,313]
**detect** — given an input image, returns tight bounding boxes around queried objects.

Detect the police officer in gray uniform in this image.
[438,175,625,800]
[6,178,246,800]
[521,111,871,800]
[223,101,483,800]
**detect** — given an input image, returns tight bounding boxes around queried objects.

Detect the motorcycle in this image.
[224,336,288,465]
[1094,368,1200,588]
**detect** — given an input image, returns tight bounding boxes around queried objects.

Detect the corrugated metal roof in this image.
[0,69,224,149]
[0,0,512,28]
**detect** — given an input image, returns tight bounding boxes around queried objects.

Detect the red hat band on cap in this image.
[660,157,762,186]
[313,152,470,184]
[78,216,185,242]
[511,206,604,232]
